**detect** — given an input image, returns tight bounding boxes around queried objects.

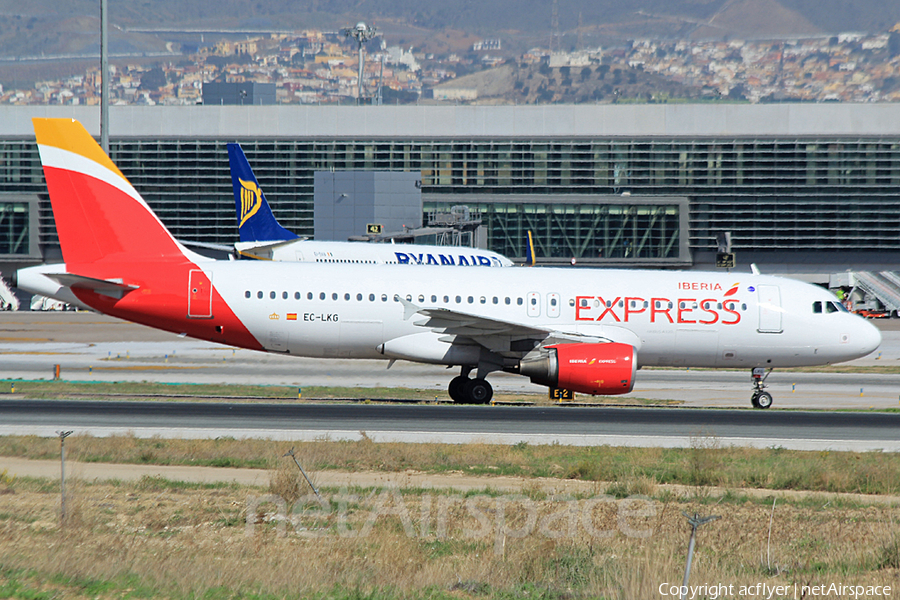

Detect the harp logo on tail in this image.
[239,178,262,227]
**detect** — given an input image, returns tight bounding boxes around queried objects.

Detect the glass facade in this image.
[0,201,29,255]
[2,136,899,259]
[424,199,683,262]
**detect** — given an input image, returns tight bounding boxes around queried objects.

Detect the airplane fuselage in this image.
[20,261,879,370]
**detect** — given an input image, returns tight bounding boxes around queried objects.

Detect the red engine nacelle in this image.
[518,342,637,395]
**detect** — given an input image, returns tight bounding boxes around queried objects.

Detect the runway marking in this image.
[0,350,77,355]
[87,365,205,371]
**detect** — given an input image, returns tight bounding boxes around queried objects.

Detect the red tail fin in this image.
[33,118,187,265]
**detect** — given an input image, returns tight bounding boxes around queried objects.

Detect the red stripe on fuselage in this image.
[68,260,264,351]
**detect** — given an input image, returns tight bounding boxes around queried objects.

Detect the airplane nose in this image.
[856,319,882,356]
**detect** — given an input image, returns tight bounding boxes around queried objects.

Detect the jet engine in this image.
[518,343,636,395]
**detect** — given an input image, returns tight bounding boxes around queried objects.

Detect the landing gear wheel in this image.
[448,376,468,403]
[750,368,773,410]
[755,391,773,409]
[464,378,493,404]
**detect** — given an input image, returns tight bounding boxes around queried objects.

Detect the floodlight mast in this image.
[343,22,377,103]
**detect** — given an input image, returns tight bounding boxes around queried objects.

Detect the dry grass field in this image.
[2,436,900,599]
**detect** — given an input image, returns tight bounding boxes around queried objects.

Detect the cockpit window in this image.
[813,301,822,314]
[826,301,838,313]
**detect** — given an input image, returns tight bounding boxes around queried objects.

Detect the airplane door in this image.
[527,292,541,317]
[187,269,213,318]
[547,293,560,318]
[267,329,289,352]
[757,285,783,333]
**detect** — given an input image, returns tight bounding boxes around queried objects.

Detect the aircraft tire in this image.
[464,378,493,404]
[751,393,760,408]
[755,391,773,409]
[448,376,468,403]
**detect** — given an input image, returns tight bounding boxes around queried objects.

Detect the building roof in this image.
[5,103,900,138]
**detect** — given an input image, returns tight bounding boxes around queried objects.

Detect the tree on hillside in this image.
[139,67,167,91]
[890,32,900,58]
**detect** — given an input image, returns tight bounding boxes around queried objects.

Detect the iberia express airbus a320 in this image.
[14,119,882,407]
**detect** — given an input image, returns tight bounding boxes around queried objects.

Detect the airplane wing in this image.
[45,273,139,300]
[398,297,612,354]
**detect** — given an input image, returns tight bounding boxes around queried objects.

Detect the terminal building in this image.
[3,103,900,280]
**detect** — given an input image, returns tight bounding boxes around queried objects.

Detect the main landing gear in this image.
[448,366,494,405]
[750,367,773,409]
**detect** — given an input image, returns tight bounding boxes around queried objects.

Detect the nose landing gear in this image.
[750,367,773,409]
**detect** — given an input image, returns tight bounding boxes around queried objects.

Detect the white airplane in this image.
[15,118,882,407]
[225,142,513,267]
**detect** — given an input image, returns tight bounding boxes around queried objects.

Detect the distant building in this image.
[472,39,501,51]
[202,82,275,105]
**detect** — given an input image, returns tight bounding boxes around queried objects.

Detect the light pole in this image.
[343,22,377,103]
[100,0,109,152]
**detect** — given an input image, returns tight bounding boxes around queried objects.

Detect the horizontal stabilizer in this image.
[46,273,139,300]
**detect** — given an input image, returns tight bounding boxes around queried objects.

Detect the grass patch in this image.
[4,434,900,496]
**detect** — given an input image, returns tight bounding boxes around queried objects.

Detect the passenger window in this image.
[344,293,350,301]
[270,291,276,299]
[456,296,461,303]
[381,294,388,302]
[295,292,301,300]
[506,297,511,305]
[319,292,326,300]
[332,293,338,301]
[444,295,449,303]
[282,292,288,299]
[356,293,362,301]
[551,298,557,306]
[493,297,499,304]
[517,298,523,305]
[468,296,474,304]
[257,291,263,299]
[245,291,251,298]
[741,303,747,311]
[406,294,412,302]
[419,295,425,303]
[480,296,486,304]
[307,292,313,300]
[617,300,623,308]
[580,298,589,308]
[431,295,437,303]
[394,294,400,302]
[531,297,538,306]
[369,293,375,301]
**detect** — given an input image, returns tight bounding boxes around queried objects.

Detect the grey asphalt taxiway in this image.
[1,312,899,449]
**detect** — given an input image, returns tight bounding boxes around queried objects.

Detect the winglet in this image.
[227,143,299,243]
[524,230,536,266]
[397,296,422,320]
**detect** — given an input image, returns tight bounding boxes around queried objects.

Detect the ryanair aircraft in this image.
[15,119,882,407]
[227,143,513,267]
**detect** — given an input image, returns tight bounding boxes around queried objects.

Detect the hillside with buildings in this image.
[1,0,900,106]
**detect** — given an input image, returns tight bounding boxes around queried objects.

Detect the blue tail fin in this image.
[227,143,298,243]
